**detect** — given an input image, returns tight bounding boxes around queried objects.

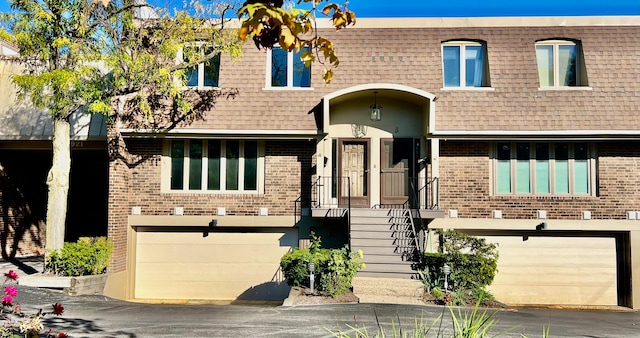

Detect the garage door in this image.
[483,236,617,306]
[135,229,297,301]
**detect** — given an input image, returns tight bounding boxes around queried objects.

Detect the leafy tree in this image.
[0,0,242,252]
[0,0,354,255]
[238,0,355,83]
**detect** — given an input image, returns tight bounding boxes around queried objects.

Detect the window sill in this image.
[537,86,593,91]
[165,190,263,195]
[181,86,222,91]
[440,87,496,91]
[491,194,596,198]
[262,87,314,91]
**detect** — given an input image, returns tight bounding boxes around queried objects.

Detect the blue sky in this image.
[0,0,639,17]
[346,0,640,17]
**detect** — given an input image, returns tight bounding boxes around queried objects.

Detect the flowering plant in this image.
[0,270,67,338]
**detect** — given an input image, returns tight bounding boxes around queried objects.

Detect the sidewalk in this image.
[0,255,45,276]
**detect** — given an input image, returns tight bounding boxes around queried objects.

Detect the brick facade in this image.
[439,140,640,220]
[107,138,316,272]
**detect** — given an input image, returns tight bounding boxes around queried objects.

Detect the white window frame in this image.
[491,142,596,196]
[177,43,220,89]
[535,40,584,89]
[263,47,313,90]
[162,139,265,194]
[441,41,492,90]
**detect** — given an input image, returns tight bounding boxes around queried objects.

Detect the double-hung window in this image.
[167,140,263,193]
[267,46,311,88]
[535,40,586,88]
[182,45,220,88]
[494,142,594,196]
[442,41,489,88]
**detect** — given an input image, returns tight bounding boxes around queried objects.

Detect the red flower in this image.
[56,333,68,338]
[52,302,64,316]
[4,286,17,297]
[2,295,12,306]
[4,270,18,281]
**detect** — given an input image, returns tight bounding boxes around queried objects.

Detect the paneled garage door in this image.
[483,236,618,306]
[134,229,297,301]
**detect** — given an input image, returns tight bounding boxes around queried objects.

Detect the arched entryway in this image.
[317,83,436,208]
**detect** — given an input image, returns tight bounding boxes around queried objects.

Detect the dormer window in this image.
[442,41,490,88]
[183,45,220,88]
[535,39,587,88]
[266,46,311,89]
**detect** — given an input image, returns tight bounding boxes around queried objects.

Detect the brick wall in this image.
[107,138,316,271]
[439,140,640,220]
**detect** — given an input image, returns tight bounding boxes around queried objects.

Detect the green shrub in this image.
[472,287,495,304]
[431,287,444,301]
[449,289,468,307]
[46,237,113,276]
[423,230,498,291]
[280,232,364,296]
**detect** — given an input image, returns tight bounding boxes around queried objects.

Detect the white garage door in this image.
[135,229,297,301]
[484,236,618,306]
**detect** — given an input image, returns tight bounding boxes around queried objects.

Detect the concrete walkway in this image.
[0,255,44,276]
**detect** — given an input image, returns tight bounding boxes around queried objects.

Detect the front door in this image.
[339,139,369,208]
[380,138,418,206]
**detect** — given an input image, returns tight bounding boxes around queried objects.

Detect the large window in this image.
[535,40,586,88]
[442,41,489,88]
[168,140,263,193]
[267,47,311,88]
[493,142,593,196]
[183,45,220,88]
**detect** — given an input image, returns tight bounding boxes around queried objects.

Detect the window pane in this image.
[559,44,577,86]
[226,140,239,190]
[293,48,311,87]
[170,140,185,190]
[204,51,220,87]
[443,46,461,87]
[189,140,203,190]
[207,140,221,190]
[497,142,511,193]
[555,143,569,194]
[516,143,530,194]
[184,46,199,87]
[535,143,550,194]
[536,45,554,86]
[186,67,199,87]
[465,45,483,87]
[574,143,589,194]
[244,141,258,190]
[271,48,288,87]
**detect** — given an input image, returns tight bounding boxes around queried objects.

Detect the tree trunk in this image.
[45,118,71,252]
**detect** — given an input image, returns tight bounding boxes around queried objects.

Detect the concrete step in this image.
[352,277,425,305]
[350,208,409,217]
[350,222,412,230]
[359,262,416,274]
[357,271,417,279]
[356,294,425,305]
[360,253,413,264]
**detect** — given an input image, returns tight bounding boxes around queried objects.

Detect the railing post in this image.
[347,176,351,250]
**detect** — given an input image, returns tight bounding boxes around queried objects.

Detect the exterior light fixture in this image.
[443,263,451,291]
[369,91,382,121]
[308,262,315,293]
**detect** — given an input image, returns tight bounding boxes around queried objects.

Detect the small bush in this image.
[280,233,364,296]
[46,237,113,276]
[431,287,444,301]
[424,230,498,291]
[472,287,495,304]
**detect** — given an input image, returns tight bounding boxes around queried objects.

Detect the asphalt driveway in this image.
[6,285,639,338]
